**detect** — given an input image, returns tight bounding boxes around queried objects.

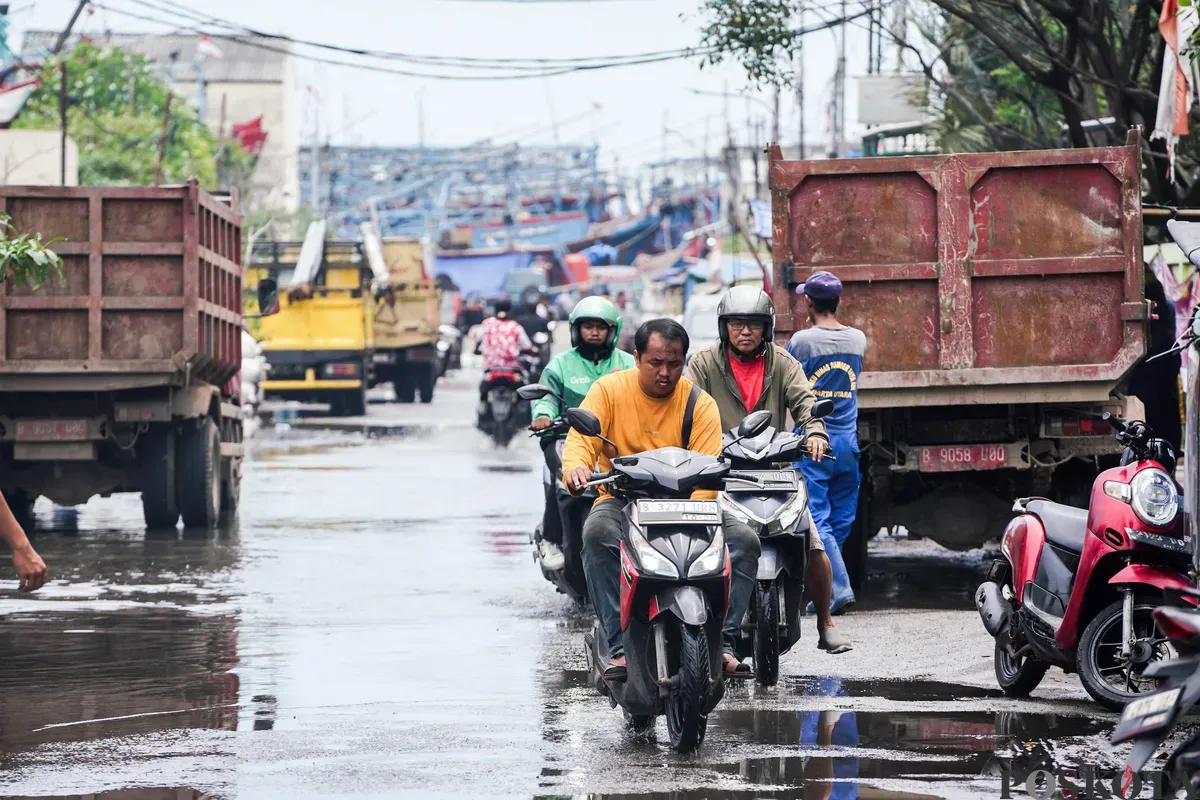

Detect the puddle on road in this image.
[1,791,214,800]
[857,549,993,612]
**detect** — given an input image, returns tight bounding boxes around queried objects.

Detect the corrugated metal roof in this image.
[22,31,290,83]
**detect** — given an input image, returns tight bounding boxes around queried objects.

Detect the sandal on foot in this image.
[818,628,854,654]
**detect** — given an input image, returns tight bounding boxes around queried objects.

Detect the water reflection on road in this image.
[0,389,1143,798]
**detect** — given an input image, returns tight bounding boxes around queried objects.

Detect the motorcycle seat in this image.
[1026,499,1089,553]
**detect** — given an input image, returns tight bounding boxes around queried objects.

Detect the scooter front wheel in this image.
[753,581,781,687]
[994,638,1048,697]
[1077,598,1174,711]
[665,623,711,753]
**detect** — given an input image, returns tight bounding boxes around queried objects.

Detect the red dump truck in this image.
[769,130,1150,585]
[0,181,261,528]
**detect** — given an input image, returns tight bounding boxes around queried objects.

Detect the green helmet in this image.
[569,296,622,353]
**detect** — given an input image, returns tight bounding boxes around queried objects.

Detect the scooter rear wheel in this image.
[994,639,1048,697]
[665,623,711,753]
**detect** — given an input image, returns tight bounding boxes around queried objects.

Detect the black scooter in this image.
[721,398,834,685]
[517,383,595,603]
[563,405,772,752]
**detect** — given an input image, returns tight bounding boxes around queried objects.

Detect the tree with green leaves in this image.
[696,0,1195,204]
[14,41,251,189]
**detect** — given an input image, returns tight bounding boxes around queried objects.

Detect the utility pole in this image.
[833,0,847,157]
[155,93,173,186]
[59,62,67,186]
[772,84,780,146]
[52,0,88,54]
[310,96,319,212]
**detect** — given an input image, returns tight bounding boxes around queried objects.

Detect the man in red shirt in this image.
[685,286,852,657]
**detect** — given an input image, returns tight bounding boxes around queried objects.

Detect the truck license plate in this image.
[15,419,88,441]
[919,444,1008,472]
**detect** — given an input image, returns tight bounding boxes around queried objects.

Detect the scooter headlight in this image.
[717,492,754,526]
[775,489,807,532]
[687,527,725,578]
[629,526,679,579]
[1131,468,1180,529]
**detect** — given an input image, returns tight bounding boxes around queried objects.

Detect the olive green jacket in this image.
[685,343,829,441]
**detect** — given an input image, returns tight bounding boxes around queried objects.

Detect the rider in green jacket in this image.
[531,296,635,569]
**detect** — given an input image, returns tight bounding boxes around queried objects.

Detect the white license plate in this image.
[727,470,799,491]
[1121,687,1180,723]
[15,419,88,441]
[635,499,721,525]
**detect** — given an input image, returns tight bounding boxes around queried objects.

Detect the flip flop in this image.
[602,661,628,682]
[723,656,755,679]
[818,628,854,654]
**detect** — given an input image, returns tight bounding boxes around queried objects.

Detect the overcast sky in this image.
[10,0,882,171]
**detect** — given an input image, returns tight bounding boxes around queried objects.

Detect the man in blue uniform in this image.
[788,271,866,614]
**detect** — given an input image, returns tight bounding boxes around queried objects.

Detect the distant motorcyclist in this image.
[474,297,533,426]
[685,285,852,655]
[515,296,550,341]
[530,297,635,569]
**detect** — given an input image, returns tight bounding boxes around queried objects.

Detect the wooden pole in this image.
[59,62,67,186]
[155,93,172,186]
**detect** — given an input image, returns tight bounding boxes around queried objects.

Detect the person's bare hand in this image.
[13,544,46,592]
[565,466,592,494]
[808,437,828,462]
[532,417,553,431]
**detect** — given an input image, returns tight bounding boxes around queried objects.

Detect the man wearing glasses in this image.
[685,285,852,655]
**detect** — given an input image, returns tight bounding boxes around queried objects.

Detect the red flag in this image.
[232,116,268,157]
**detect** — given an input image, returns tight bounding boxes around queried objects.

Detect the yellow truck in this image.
[253,224,442,415]
[255,226,375,416]
[366,234,441,403]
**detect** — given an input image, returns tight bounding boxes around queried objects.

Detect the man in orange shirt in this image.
[562,318,760,680]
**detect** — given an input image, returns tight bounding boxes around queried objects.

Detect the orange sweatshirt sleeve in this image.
[560,376,610,490]
[689,392,724,500]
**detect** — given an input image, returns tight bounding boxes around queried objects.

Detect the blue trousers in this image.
[798,431,860,609]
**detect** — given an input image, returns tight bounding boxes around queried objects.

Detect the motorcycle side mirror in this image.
[738,410,772,439]
[516,384,554,402]
[810,398,835,419]
[566,408,603,438]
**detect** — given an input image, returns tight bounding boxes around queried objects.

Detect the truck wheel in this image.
[417,365,435,404]
[139,424,179,529]
[6,489,35,531]
[395,369,416,404]
[845,485,871,592]
[179,417,221,529]
[221,456,241,514]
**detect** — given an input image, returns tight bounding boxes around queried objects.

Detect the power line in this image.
[120,0,700,69]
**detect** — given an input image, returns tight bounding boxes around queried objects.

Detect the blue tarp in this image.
[433,251,534,297]
[581,242,619,266]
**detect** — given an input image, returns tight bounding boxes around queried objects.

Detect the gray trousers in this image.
[581,499,760,658]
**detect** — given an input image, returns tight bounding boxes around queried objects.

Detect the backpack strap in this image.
[681,382,702,449]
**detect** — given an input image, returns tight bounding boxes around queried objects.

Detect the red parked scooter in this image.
[976,414,1193,711]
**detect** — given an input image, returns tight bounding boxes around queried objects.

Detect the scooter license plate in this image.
[1112,687,1181,743]
[635,500,721,525]
[726,470,799,492]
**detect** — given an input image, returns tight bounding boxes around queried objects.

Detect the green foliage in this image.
[695,0,798,86]
[0,214,63,289]
[14,42,244,189]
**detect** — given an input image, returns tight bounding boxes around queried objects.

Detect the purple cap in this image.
[800,271,842,300]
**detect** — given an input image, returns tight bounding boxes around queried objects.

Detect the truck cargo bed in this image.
[0,181,243,388]
[769,130,1147,406]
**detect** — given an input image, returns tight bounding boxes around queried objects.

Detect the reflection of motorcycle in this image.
[976,413,1191,711]
[566,405,771,752]
[720,398,834,686]
[518,383,593,603]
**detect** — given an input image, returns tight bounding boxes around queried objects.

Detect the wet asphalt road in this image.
[0,371,1153,799]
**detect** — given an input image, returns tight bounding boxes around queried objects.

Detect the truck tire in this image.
[394,369,416,404]
[221,456,241,514]
[417,365,435,404]
[342,385,367,417]
[179,417,221,528]
[139,424,179,529]
[845,484,871,592]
